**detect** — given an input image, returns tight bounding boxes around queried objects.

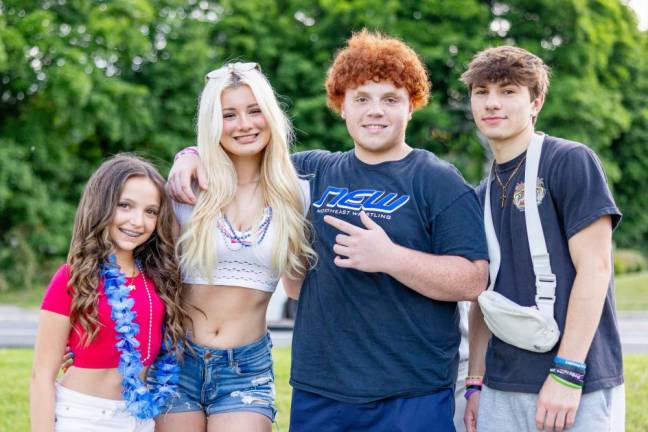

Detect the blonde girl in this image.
[153,63,314,432]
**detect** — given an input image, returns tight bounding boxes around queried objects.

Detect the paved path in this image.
[0,304,39,349]
[616,312,648,354]
[0,304,294,348]
[1,304,646,353]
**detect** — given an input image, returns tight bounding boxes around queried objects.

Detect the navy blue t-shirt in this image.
[476,135,623,394]
[290,149,489,403]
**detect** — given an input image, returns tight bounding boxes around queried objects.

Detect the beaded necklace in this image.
[216,206,273,250]
[135,260,153,363]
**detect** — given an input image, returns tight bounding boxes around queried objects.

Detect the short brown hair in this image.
[460,46,551,100]
[325,29,430,113]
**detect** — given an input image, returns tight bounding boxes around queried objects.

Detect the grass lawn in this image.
[2,348,647,431]
[0,286,44,309]
[4,271,648,312]
[1,347,293,431]
[615,271,648,311]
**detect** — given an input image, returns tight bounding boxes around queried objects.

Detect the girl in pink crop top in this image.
[31,154,189,432]
[41,264,165,368]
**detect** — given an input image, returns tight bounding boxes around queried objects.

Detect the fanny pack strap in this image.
[484,133,556,320]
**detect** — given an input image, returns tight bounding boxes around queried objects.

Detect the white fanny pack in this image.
[478,133,560,353]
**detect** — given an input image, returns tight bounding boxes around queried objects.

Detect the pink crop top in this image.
[41,264,165,368]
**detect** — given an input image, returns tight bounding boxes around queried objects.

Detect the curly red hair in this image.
[325,29,430,113]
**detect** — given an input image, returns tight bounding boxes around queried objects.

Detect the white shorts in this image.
[55,384,155,432]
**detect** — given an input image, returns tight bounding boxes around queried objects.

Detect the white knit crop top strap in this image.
[173,178,311,293]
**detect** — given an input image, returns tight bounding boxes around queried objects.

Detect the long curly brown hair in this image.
[66,153,188,356]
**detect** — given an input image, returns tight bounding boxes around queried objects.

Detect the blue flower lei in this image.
[100,256,179,419]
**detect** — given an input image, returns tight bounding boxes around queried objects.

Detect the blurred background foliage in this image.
[0,0,647,292]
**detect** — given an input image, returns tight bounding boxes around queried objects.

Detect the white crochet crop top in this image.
[173,179,310,293]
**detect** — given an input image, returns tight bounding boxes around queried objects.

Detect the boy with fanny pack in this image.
[460,46,625,432]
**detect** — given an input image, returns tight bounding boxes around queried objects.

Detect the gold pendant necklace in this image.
[493,155,526,208]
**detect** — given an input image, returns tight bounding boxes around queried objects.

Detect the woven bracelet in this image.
[174,146,199,161]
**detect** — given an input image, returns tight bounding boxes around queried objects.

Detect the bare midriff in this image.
[58,367,149,400]
[182,283,272,348]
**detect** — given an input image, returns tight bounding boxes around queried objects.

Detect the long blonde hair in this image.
[177,64,315,279]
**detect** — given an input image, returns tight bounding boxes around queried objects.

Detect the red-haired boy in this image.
[169,30,489,431]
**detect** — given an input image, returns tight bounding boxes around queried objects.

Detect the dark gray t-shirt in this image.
[476,135,623,394]
[290,149,488,403]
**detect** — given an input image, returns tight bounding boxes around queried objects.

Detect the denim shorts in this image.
[149,333,276,421]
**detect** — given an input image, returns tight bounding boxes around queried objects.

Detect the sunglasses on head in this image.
[204,62,261,83]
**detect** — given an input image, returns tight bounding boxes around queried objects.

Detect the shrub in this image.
[614,249,648,275]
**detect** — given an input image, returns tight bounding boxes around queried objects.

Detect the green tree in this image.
[0,0,160,289]
[0,0,645,293]
[611,33,648,249]
[476,0,647,248]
